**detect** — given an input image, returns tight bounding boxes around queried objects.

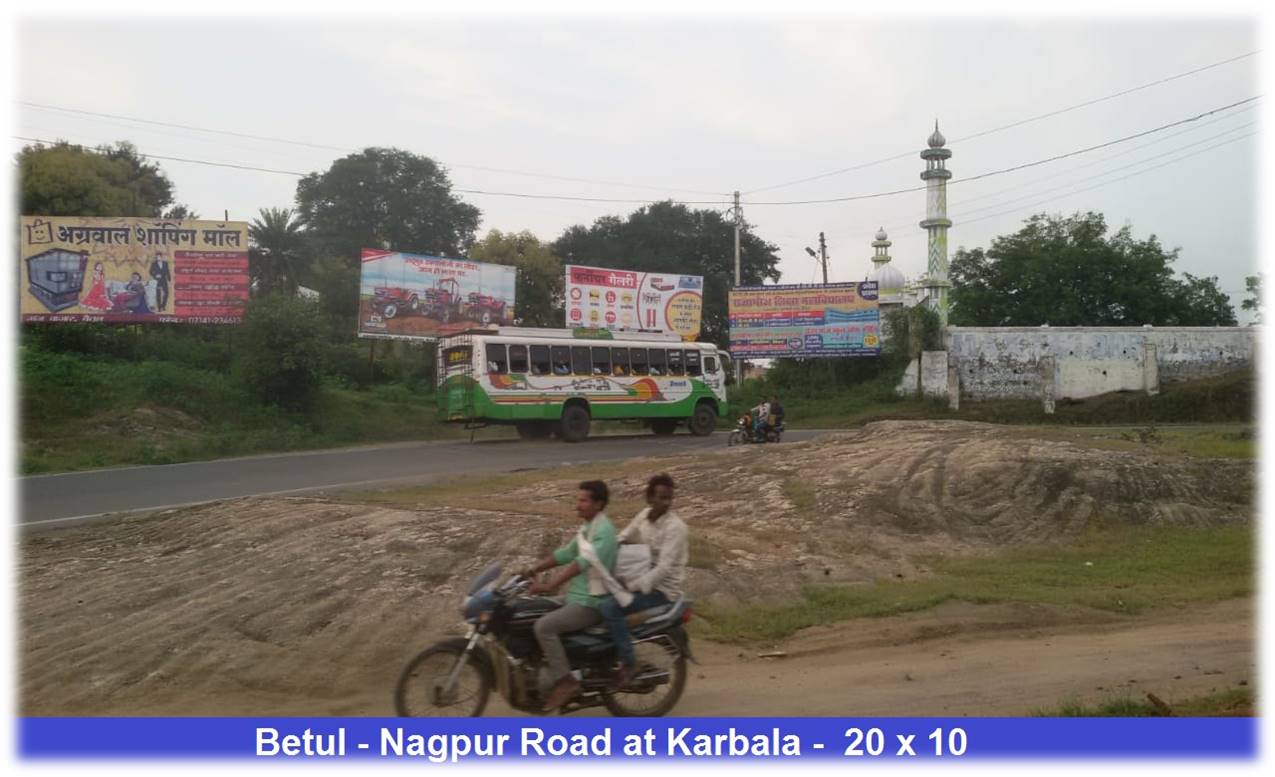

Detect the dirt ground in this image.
[19,420,1255,716]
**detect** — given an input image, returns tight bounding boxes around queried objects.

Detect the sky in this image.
[12,11,1261,321]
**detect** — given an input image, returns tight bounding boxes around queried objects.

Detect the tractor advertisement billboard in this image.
[357,249,517,341]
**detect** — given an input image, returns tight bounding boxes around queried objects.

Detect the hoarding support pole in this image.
[732,190,742,287]
[368,341,375,385]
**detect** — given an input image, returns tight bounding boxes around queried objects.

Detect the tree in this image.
[236,294,326,411]
[1242,274,1262,324]
[294,147,481,265]
[552,201,782,346]
[249,207,307,296]
[469,229,564,327]
[18,140,182,217]
[949,211,1236,326]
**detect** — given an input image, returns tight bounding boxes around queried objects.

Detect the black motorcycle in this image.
[394,563,693,717]
[727,416,784,445]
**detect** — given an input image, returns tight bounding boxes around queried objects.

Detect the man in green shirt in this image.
[525,480,619,712]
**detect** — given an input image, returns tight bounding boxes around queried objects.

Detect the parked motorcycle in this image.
[727,416,784,445]
[394,563,693,717]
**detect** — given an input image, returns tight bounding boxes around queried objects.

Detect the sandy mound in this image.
[19,420,1252,715]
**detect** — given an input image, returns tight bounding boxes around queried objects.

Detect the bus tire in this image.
[688,402,717,436]
[559,404,591,443]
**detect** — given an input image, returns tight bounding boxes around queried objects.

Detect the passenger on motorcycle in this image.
[599,473,688,690]
[767,395,785,434]
[522,480,621,712]
[751,401,770,441]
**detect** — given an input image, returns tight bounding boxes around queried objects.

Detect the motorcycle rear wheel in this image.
[603,644,687,717]
[394,641,491,717]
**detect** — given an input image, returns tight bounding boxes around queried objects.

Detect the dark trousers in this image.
[598,590,670,668]
[156,282,169,311]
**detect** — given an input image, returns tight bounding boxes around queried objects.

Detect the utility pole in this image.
[818,231,828,285]
[732,190,742,286]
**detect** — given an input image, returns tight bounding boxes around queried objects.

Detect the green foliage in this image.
[469,229,564,327]
[18,140,184,217]
[236,295,327,411]
[309,254,362,333]
[552,201,782,347]
[949,211,1236,326]
[701,524,1253,643]
[295,147,481,264]
[249,207,308,295]
[1242,273,1262,324]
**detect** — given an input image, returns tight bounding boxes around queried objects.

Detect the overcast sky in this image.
[14,13,1260,321]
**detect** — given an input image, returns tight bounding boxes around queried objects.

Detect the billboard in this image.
[358,249,517,341]
[20,216,249,324]
[728,282,881,358]
[565,264,703,340]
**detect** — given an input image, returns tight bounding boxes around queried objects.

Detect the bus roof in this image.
[447,326,693,343]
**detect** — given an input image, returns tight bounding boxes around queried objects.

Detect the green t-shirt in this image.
[552,513,618,609]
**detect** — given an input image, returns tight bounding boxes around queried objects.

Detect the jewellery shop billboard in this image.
[20,216,249,324]
[728,282,881,358]
[565,264,703,340]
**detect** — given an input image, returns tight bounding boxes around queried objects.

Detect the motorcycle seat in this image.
[579,597,690,636]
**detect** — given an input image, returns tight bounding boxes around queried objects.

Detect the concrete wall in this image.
[945,326,1256,402]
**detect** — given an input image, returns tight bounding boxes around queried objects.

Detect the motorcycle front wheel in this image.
[727,430,743,446]
[394,640,491,717]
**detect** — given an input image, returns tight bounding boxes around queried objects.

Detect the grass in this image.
[19,346,475,474]
[1035,688,1253,717]
[699,524,1254,644]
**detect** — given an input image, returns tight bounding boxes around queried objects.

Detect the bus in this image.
[436,327,730,442]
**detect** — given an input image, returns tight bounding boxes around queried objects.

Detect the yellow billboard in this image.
[20,216,250,324]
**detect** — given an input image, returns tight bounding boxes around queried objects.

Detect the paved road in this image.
[19,430,827,529]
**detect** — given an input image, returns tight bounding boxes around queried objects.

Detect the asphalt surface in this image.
[19,429,826,529]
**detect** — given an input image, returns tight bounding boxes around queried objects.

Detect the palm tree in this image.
[249,207,306,296]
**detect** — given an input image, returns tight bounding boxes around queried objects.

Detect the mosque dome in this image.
[927,121,946,149]
[869,262,907,295]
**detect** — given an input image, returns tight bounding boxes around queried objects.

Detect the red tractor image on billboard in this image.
[371,278,464,322]
[463,292,508,326]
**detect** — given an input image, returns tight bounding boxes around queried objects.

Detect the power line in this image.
[743,50,1259,195]
[824,105,1259,241]
[11,135,731,206]
[18,100,727,197]
[741,96,1258,206]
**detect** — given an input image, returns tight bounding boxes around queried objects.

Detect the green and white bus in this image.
[436,327,730,442]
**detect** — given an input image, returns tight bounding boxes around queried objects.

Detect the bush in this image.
[235,294,326,411]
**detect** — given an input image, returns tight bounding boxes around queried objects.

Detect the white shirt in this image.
[618,507,688,600]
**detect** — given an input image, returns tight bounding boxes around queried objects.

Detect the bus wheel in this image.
[688,403,717,436]
[516,422,552,440]
[559,405,591,443]
[650,419,678,436]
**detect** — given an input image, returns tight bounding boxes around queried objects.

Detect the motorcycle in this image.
[727,415,784,445]
[394,563,693,717]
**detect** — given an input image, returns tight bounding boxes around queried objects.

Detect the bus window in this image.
[591,347,611,375]
[686,350,702,376]
[648,348,667,376]
[667,349,684,376]
[551,346,572,375]
[487,344,508,374]
[509,345,528,374]
[530,345,551,376]
[704,356,717,373]
[631,348,649,375]
[572,346,591,376]
[611,348,630,376]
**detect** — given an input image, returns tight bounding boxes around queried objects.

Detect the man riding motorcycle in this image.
[522,480,621,712]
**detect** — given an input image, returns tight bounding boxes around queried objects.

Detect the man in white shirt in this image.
[599,473,688,690]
